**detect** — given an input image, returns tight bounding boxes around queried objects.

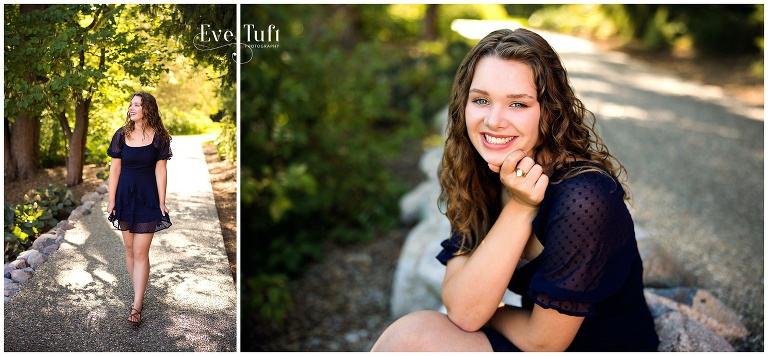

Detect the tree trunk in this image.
[4,4,48,183]
[4,117,18,182]
[66,97,91,186]
[423,4,438,41]
[58,110,72,151]
[336,5,362,51]
[10,112,41,180]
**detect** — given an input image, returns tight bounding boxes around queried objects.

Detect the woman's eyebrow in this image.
[469,88,535,100]
[506,93,535,100]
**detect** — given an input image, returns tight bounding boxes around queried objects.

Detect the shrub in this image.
[244,273,292,326]
[215,115,236,163]
[4,185,80,262]
[26,184,80,219]
[163,107,214,135]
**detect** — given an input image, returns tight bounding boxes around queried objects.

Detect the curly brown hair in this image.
[123,92,172,146]
[439,28,627,254]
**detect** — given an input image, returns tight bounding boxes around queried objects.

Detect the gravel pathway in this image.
[552,32,764,351]
[4,135,237,352]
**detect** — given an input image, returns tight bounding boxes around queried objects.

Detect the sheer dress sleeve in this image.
[530,170,637,317]
[155,136,173,161]
[107,128,124,159]
[436,229,464,266]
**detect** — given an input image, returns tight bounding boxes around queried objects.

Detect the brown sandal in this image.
[128,304,142,325]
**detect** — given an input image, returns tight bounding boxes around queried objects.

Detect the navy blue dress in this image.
[107,127,172,234]
[437,162,659,351]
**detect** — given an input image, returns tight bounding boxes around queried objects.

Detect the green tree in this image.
[4,4,48,181]
[5,4,169,186]
[144,4,237,161]
[147,4,236,87]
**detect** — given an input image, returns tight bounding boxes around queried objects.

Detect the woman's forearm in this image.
[441,202,537,331]
[108,159,121,208]
[155,160,167,206]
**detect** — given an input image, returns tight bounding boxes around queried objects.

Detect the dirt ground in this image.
[4,164,106,208]
[202,142,237,285]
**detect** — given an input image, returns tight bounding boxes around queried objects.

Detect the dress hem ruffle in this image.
[108,211,172,234]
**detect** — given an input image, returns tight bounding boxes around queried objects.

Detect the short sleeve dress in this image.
[107,127,173,233]
[437,162,659,352]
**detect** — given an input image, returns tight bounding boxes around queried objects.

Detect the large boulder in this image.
[645,288,748,341]
[655,311,734,351]
[637,237,692,288]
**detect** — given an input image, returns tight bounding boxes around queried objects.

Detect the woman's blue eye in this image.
[473,98,489,105]
[511,102,526,108]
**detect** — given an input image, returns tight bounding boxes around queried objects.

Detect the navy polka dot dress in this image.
[437,162,659,351]
[107,127,172,234]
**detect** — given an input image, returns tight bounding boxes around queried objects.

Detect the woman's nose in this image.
[484,105,508,129]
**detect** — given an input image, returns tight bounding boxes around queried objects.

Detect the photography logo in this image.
[194,24,280,64]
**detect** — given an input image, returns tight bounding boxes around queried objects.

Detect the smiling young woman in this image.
[371,28,659,352]
[106,92,173,326]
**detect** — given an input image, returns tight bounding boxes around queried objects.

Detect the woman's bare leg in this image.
[122,231,155,322]
[371,310,493,351]
[122,231,136,284]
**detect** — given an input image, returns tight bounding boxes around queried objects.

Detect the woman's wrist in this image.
[501,198,539,219]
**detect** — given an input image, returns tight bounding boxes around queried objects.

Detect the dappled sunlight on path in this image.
[4,134,236,352]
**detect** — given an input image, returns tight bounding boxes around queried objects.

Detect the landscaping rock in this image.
[80,205,91,215]
[82,200,95,211]
[19,249,47,269]
[59,221,75,230]
[43,244,59,255]
[655,311,734,351]
[96,183,109,194]
[637,238,692,288]
[399,181,441,225]
[390,214,449,318]
[10,269,33,284]
[67,209,84,221]
[4,266,14,279]
[646,288,748,341]
[419,147,443,177]
[4,280,20,297]
[31,233,58,252]
[8,259,27,270]
[80,191,102,203]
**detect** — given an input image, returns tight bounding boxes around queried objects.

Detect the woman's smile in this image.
[483,133,516,146]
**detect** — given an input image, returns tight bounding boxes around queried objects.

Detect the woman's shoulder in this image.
[548,161,624,201]
[111,127,126,140]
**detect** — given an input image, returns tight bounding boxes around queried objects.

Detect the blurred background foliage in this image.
[239,4,479,331]
[525,4,763,76]
[240,4,763,342]
[240,4,763,338]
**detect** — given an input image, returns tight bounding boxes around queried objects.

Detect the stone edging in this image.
[4,182,109,302]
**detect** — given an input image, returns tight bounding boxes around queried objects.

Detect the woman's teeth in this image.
[485,134,513,144]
